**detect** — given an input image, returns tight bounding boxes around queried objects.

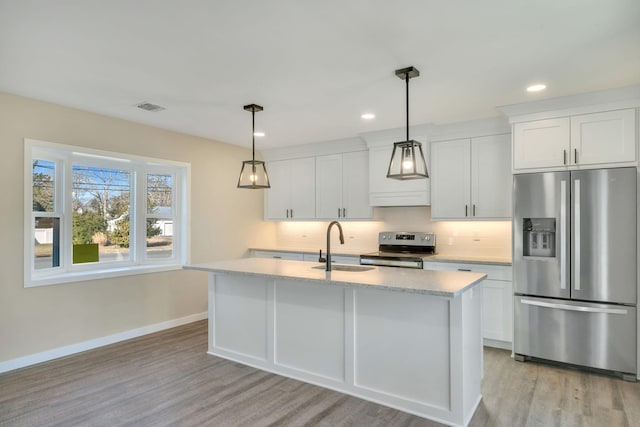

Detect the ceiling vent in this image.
[136,102,165,112]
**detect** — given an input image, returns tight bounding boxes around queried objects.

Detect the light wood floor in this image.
[1,320,639,427]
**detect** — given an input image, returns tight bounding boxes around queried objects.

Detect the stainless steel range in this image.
[360,232,436,269]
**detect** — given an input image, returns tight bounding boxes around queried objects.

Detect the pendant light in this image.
[386,66,429,180]
[237,104,271,189]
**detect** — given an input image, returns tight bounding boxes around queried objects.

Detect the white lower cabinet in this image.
[252,250,359,265]
[424,261,513,349]
[251,250,304,261]
[303,253,359,265]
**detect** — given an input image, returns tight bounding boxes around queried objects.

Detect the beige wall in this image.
[0,92,276,363]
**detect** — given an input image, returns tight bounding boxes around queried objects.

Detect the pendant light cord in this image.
[252,110,256,162]
[406,74,409,142]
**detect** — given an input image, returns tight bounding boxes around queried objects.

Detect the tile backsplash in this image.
[272,206,512,258]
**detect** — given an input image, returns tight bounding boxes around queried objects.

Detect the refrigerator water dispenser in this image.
[523,218,556,257]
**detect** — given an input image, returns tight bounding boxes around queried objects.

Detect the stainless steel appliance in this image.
[513,167,637,379]
[360,232,435,269]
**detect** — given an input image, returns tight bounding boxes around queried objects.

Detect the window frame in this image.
[24,138,190,287]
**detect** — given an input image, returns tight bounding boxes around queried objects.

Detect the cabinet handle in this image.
[563,149,567,165]
[574,148,578,164]
[343,208,346,217]
[473,204,476,216]
[457,268,472,272]
[465,205,468,217]
[273,256,282,259]
[290,209,293,218]
[338,208,341,218]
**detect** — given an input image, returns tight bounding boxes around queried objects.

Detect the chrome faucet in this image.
[326,221,344,271]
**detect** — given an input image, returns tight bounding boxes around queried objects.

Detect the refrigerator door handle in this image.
[560,180,567,290]
[521,298,629,315]
[574,179,581,291]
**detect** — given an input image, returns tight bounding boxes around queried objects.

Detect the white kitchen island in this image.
[184,258,486,427]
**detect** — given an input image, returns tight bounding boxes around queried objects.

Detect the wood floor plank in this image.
[1,320,639,427]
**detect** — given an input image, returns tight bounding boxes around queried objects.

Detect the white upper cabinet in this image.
[315,151,372,219]
[368,144,430,206]
[471,134,512,219]
[513,109,637,171]
[431,134,511,220]
[431,139,471,219]
[315,154,342,219]
[570,109,636,166]
[264,157,315,220]
[342,151,372,219]
[513,118,570,170]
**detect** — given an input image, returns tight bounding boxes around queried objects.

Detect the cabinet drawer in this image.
[252,250,304,261]
[424,261,512,281]
[303,253,359,265]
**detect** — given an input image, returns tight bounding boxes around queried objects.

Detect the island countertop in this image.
[184,258,486,297]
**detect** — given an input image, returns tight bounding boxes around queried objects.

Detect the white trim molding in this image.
[0,312,207,374]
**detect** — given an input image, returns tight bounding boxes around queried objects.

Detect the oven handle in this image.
[360,257,423,269]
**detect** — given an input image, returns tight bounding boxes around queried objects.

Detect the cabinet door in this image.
[513,118,570,170]
[342,151,372,219]
[315,154,343,219]
[368,145,430,206]
[424,262,513,346]
[482,279,513,343]
[471,134,512,219]
[431,139,471,219]
[570,109,636,166]
[264,160,291,220]
[289,157,316,219]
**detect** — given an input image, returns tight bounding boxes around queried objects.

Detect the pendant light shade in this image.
[237,104,271,189]
[386,66,429,180]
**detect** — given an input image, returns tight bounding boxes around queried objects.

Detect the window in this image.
[25,139,189,287]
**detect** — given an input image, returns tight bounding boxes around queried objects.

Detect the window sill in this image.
[25,264,184,288]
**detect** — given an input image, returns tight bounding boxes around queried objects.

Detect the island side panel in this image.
[353,288,452,412]
[209,274,269,362]
[273,279,346,382]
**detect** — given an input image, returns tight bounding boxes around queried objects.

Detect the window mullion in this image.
[61,156,73,272]
[135,169,146,264]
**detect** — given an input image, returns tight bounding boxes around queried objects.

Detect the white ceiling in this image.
[1,1,639,149]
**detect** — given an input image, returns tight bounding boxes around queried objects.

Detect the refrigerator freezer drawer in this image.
[514,295,637,374]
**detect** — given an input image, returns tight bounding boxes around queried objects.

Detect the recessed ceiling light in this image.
[361,113,375,120]
[253,131,265,137]
[526,84,547,92]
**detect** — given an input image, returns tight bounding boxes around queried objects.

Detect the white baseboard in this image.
[483,338,512,351]
[0,311,208,374]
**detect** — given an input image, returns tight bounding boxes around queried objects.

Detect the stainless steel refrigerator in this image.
[513,167,637,378]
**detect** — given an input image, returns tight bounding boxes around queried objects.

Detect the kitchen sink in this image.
[312,264,374,272]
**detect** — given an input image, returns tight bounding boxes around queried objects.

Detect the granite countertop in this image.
[184,258,486,297]
[250,247,512,266]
